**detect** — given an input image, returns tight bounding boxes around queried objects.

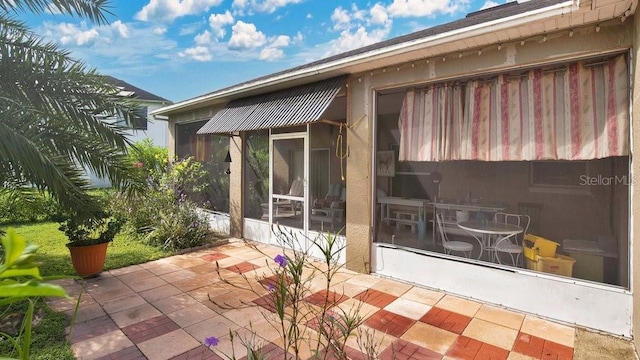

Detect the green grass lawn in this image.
[5,222,171,277]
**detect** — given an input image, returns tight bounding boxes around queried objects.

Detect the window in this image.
[243,130,269,220]
[530,161,588,188]
[175,120,230,213]
[131,106,148,130]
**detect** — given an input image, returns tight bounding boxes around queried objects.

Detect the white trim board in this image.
[373,244,632,337]
[243,218,346,264]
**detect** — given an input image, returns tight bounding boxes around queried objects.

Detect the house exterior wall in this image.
[631,15,640,349]
[345,77,374,273]
[229,134,243,238]
[125,102,168,147]
[87,101,169,188]
[343,19,635,272]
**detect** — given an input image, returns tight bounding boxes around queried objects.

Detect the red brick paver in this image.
[69,315,119,343]
[541,339,574,360]
[514,333,546,358]
[380,339,442,360]
[121,315,181,344]
[172,345,224,359]
[475,342,509,360]
[304,289,348,307]
[225,261,260,274]
[420,307,472,334]
[354,289,398,308]
[364,309,415,337]
[446,336,484,359]
[95,346,146,360]
[200,252,229,262]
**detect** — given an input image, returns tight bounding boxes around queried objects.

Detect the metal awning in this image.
[197,76,346,134]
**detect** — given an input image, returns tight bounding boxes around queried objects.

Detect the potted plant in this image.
[59,212,123,277]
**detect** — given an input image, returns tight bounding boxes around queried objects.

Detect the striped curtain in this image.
[398,84,463,161]
[398,54,629,161]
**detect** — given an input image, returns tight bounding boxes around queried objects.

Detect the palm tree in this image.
[0,0,141,218]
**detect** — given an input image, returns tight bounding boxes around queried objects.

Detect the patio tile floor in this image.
[47,238,626,359]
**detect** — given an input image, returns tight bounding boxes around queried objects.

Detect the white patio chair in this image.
[272,179,304,216]
[436,212,475,258]
[493,212,530,266]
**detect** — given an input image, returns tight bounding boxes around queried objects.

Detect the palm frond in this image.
[0,0,112,25]
[0,0,142,218]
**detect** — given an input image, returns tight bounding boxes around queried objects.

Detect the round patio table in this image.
[457,220,523,263]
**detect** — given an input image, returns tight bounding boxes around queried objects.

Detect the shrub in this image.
[0,190,60,224]
[110,189,174,233]
[143,201,211,250]
[127,139,168,189]
[110,156,215,251]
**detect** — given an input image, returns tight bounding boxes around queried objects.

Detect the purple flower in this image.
[274,254,287,268]
[204,336,219,347]
[268,284,275,292]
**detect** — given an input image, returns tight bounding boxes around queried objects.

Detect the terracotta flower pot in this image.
[66,242,109,277]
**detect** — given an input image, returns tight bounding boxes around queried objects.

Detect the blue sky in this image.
[26,0,500,102]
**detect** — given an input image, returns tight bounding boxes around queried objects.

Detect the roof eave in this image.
[151,0,576,117]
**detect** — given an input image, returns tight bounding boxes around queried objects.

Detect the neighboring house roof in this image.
[104,76,172,103]
[153,0,633,115]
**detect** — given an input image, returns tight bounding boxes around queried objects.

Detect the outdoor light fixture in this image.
[224,150,231,175]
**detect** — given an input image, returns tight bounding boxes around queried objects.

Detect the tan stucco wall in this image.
[229,134,243,238]
[345,78,374,273]
[362,21,631,91]
[631,16,640,348]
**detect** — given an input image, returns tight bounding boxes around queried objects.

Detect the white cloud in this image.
[153,27,167,35]
[232,0,303,13]
[209,11,234,38]
[178,46,212,61]
[112,20,129,38]
[46,22,99,46]
[228,21,266,50]
[40,21,177,66]
[194,30,213,45]
[293,31,303,43]
[331,3,389,32]
[136,0,223,22]
[306,13,312,19]
[370,3,389,25]
[232,0,248,9]
[270,35,290,47]
[387,0,470,17]
[324,25,390,57]
[480,0,499,9]
[259,35,291,60]
[179,22,204,35]
[259,47,284,60]
[331,7,351,31]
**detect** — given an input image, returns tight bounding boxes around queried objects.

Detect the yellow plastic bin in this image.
[523,234,560,259]
[525,254,576,277]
